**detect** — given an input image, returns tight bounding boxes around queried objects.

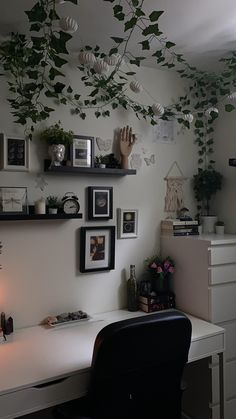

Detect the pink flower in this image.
[168,266,174,273]
[157,266,163,273]
[150,262,158,269]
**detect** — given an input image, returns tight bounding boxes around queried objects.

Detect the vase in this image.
[201,216,218,234]
[48,144,65,167]
[151,274,171,293]
[215,225,224,235]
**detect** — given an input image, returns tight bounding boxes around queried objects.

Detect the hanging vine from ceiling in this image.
[0,0,236,170]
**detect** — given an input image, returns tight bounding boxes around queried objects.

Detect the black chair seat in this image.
[54,310,192,419]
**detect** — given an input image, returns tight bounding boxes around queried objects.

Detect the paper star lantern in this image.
[60,17,78,33]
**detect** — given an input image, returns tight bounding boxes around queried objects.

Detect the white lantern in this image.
[152,103,164,117]
[55,0,66,4]
[130,81,143,94]
[93,59,109,75]
[227,92,236,102]
[104,53,123,66]
[60,17,78,33]
[183,113,194,123]
[205,107,219,118]
[78,51,96,66]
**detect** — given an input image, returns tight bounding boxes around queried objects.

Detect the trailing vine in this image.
[0,0,236,176]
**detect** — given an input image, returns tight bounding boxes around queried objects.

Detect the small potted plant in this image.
[46,195,60,214]
[193,169,223,233]
[94,155,106,168]
[215,220,225,235]
[40,122,74,167]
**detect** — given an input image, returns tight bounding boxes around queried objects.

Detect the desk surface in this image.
[0,309,225,396]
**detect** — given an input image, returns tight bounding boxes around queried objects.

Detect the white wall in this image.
[0,65,197,328]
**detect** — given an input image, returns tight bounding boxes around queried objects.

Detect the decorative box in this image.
[139,292,175,313]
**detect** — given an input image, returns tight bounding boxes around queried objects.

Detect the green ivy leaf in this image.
[225,104,235,112]
[110,36,124,44]
[131,0,139,6]
[25,3,47,23]
[166,41,176,49]
[139,40,150,50]
[125,17,137,31]
[142,24,162,36]
[135,8,145,17]
[149,11,164,22]
[30,23,42,32]
[54,82,65,93]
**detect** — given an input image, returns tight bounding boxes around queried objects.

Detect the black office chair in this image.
[54,310,192,419]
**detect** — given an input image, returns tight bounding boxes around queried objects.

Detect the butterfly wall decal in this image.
[144,154,155,166]
[96,137,112,152]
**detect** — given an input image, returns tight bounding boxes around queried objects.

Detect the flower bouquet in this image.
[144,255,175,293]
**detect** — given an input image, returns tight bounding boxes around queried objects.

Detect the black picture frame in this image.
[80,226,115,273]
[87,186,113,220]
[70,135,94,168]
[0,133,29,171]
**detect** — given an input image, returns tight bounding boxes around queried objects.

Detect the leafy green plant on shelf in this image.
[40,122,73,146]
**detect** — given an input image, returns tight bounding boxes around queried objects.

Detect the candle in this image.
[35,197,46,214]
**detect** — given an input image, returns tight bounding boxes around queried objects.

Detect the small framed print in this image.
[87,186,113,220]
[80,226,115,273]
[70,135,94,168]
[0,134,29,171]
[0,187,28,214]
[117,208,138,239]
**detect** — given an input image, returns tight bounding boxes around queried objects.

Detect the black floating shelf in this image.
[0,213,82,221]
[229,158,236,167]
[44,160,136,176]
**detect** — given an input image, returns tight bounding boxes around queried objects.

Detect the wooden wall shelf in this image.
[0,213,82,221]
[44,160,136,176]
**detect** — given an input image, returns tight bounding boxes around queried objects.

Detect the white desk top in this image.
[0,309,225,396]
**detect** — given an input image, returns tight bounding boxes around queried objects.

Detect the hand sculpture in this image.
[119,125,136,169]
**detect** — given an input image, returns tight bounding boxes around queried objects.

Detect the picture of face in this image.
[90,235,105,261]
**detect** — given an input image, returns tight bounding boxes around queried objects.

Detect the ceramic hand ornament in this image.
[119,125,136,169]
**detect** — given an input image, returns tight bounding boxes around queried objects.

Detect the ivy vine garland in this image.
[0,0,236,172]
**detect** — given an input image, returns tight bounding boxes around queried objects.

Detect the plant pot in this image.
[215,225,225,235]
[48,208,58,214]
[48,144,65,167]
[201,216,218,234]
[198,225,203,235]
[99,163,106,168]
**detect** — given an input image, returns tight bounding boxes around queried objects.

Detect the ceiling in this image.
[1,0,236,71]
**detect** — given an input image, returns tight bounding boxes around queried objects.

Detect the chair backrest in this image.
[88,310,192,419]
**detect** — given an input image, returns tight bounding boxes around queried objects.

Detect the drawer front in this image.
[212,396,236,419]
[0,372,89,419]
[209,264,236,285]
[209,245,236,266]
[189,334,224,363]
[210,283,236,323]
[218,320,236,361]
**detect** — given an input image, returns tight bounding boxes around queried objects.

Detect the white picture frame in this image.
[0,133,29,171]
[117,208,138,239]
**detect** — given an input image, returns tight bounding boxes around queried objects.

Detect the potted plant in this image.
[46,195,60,214]
[193,169,223,233]
[215,220,225,235]
[40,122,74,167]
[94,155,106,168]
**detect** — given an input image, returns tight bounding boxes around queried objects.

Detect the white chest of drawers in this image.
[161,234,236,419]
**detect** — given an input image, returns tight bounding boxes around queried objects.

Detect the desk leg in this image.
[219,352,225,419]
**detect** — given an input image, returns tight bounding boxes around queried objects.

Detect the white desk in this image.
[0,309,225,419]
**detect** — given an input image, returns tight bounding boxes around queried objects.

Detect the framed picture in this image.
[70,135,94,168]
[0,187,28,214]
[0,134,29,171]
[87,186,113,220]
[80,226,115,273]
[117,208,138,239]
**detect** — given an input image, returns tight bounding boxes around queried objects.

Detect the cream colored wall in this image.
[0,66,197,328]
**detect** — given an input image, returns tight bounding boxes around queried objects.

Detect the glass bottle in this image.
[127,264,138,311]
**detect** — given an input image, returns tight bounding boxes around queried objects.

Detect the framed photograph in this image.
[0,187,28,214]
[117,208,138,239]
[70,135,94,168]
[0,133,29,171]
[87,186,113,220]
[80,226,115,273]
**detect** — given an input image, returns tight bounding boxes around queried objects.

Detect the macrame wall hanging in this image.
[164,161,187,216]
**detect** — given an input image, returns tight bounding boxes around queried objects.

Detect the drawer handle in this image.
[33,377,68,388]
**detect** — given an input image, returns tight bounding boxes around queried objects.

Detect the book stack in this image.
[139,292,175,313]
[161,219,199,236]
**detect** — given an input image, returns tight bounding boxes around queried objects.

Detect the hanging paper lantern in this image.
[104,53,124,66]
[130,81,143,94]
[183,113,194,123]
[55,0,66,4]
[78,51,96,66]
[227,92,236,102]
[93,59,109,74]
[152,103,164,117]
[205,107,219,118]
[60,17,78,33]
